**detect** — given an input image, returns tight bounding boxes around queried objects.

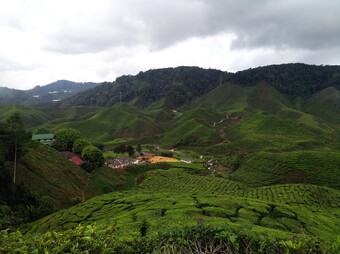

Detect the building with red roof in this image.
[70,156,83,166]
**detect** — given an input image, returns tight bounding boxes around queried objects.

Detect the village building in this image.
[106,157,141,169]
[141,152,156,156]
[61,151,77,159]
[32,134,55,146]
[61,151,83,166]
[181,158,193,164]
[70,156,83,166]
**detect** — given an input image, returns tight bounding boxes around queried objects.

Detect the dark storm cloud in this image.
[137,0,340,50]
[45,0,339,54]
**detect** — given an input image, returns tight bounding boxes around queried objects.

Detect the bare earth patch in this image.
[150,156,180,163]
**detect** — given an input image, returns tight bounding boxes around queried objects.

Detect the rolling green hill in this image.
[15,141,124,209]
[16,165,339,252]
[304,86,340,125]
[1,64,340,252]
[0,105,104,129]
[34,103,162,143]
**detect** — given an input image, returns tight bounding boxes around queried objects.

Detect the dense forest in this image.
[58,67,231,108]
[231,63,340,97]
[56,64,340,109]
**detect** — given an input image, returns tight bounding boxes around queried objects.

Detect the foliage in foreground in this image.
[1,223,339,254]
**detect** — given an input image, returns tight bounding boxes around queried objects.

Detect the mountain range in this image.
[0,80,100,106]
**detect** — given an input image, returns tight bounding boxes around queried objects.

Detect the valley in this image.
[0,64,339,253]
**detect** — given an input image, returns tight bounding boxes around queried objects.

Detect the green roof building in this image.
[32,134,55,146]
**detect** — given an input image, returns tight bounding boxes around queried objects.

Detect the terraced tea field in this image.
[137,168,340,208]
[226,151,340,189]
[23,165,340,242]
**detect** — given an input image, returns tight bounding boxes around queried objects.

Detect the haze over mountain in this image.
[27,80,100,102]
[0,80,100,105]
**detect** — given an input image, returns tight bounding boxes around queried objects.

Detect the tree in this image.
[5,113,30,184]
[80,161,94,173]
[54,128,83,151]
[113,143,127,154]
[82,146,104,169]
[93,143,104,151]
[136,144,142,153]
[127,145,135,156]
[72,138,91,154]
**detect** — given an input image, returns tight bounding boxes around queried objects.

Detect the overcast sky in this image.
[0,0,339,89]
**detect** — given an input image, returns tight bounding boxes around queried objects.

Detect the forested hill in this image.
[231,63,340,96]
[58,67,230,108]
[0,87,41,106]
[57,64,340,108]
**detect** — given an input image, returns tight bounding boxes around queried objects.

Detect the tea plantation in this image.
[2,163,339,253]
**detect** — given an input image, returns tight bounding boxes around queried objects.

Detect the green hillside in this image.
[0,105,104,129]
[16,164,339,252]
[34,103,162,143]
[1,64,340,253]
[15,141,124,208]
[224,151,340,189]
[304,87,340,125]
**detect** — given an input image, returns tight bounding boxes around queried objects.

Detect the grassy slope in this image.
[0,105,104,130]
[183,83,255,114]
[225,151,340,189]
[16,141,123,208]
[160,108,222,147]
[34,103,161,143]
[24,166,340,241]
[304,86,340,125]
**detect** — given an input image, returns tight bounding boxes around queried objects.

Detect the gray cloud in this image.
[138,0,340,50]
[0,0,339,89]
[43,0,339,54]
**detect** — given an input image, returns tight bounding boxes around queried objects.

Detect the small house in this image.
[142,152,156,156]
[61,151,77,159]
[181,158,193,164]
[32,134,55,146]
[70,156,83,166]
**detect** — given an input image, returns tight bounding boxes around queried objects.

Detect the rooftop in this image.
[32,134,54,140]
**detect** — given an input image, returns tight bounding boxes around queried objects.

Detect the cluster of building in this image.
[105,156,143,168]
[31,135,194,168]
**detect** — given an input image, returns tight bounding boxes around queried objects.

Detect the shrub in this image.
[54,128,83,151]
[160,151,173,157]
[72,138,91,154]
[82,146,104,170]
[80,161,95,173]
[70,198,81,206]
